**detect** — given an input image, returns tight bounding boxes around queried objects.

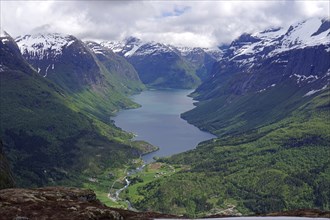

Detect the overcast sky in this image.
[1,0,329,47]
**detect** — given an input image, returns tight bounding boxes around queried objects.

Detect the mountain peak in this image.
[124,36,142,44]
[15,33,77,60]
[0,30,14,45]
[226,17,330,64]
[0,30,10,38]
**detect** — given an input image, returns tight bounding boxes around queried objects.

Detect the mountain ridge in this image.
[101,37,222,88]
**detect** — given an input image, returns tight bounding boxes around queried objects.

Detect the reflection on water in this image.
[113,89,215,163]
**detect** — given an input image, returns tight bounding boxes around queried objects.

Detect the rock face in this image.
[0,187,177,220]
[0,187,119,219]
[1,187,328,220]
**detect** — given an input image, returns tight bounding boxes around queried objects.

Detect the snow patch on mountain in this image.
[101,37,145,57]
[304,85,328,96]
[15,33,76,60]
[228,17,329,65]
[44,64,51,77]
[124,43,143,57]
[257,83,277,93]
[1,38,9,44]
[102,37,223,59]
[290,74,319,84]
[85,42,105,56]
[175,46,223,60]
[134,42,174,56]
[0,30,10,44]
[270,18,330,56]
[101,41,125,53]
[102,38,175,57]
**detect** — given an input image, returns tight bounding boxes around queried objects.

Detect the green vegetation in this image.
[121,162,184,208]
[0,37,145,188]
[0,68,138,186]
[131,141,159,155]
[130,54,200,89]
[0,140,14,189]
[122,88,330,217]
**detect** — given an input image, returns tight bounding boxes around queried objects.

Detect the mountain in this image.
[15,33,102,91]
[174,46,223,80]
[184,17,330,135]
[85,41,144,93]
[101,37,222,88]
[120,18,330,216]
[15,33,144,120]
[0,32,142,187]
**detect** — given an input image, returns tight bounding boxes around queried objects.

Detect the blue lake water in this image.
[113,89,216,163]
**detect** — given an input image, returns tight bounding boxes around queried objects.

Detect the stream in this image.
[111,89,216,209]
[109,164,146,210]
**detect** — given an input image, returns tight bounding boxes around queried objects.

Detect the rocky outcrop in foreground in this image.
[0,187,176,220]
[1,187,329,219]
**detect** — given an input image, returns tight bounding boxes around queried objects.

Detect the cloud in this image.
[1,0,329,47]
[161,5,191,18]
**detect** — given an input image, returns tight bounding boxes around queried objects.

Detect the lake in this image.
[113,89,216,163]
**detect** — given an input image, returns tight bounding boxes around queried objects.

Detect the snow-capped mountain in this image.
[175,46,223,61]
[101,37,199,88]
[195,17,330,100]
[15,33,144,94]
[101,37,222,88]
[224,17,330,69]
[102,37,178,58]
[1,31,35,75]
[183,17,330,139]
[101,36,222,60]
[1,30,10,44]
[84,41,143,90]
[16,33,77,61]
[15,33,101,86]
[173,46,223,80]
